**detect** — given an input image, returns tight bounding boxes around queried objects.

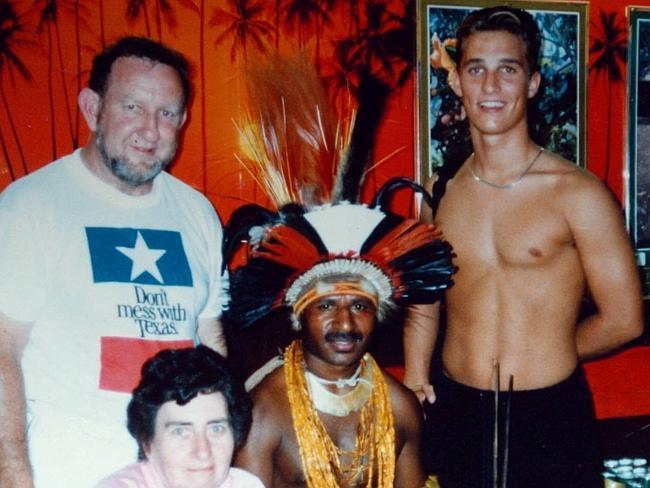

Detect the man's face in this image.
[95,56,186,187]
[301,293,377,372]
[451,30,540,138]
[146,392,235,488]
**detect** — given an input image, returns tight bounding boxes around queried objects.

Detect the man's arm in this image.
[197,317,227,356]
[234,387,281,487]
[403,303,439,403]
[0,312,34,487]
[568,177,644,359]
[390,379,426,488]
[402,175,442,403]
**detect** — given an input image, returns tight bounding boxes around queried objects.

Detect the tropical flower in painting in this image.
[430,33,456,71]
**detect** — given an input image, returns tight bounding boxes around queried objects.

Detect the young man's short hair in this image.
[455,6,541,73]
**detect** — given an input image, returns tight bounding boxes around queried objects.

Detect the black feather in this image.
[222,204,280,273]
[223,207,330,330]
[332,72,391,204]
[371,177,436,214]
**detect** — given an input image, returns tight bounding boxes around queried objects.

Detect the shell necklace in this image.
[469,146,544,189]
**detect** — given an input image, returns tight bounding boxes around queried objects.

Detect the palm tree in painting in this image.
[153,0,172,40]
[325,0,414,199]
[206,0,272,193]
[127,0,199,41]
[313,0,335,66]
[376,0,414,87]
[590,9,627,184]
[126,0,152,37]
[330,0,413,92]
[72,0,90,148]
[344,0,360,36]
[97,0,105,46]
[0,0,32,179]
[209,0,273,63]
[272,0,283,48]
[283,0,329,51]
[151,0,198,42]
[33,0,78,158]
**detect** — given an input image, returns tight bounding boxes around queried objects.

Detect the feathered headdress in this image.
[224,55,455,330]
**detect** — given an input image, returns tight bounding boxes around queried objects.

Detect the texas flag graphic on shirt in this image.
[86,227,193,286]
[86,227,195,393]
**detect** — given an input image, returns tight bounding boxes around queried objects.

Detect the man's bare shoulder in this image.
[249,365,287,409]
[381,370,422,417]
[540,151,597,184]
[244,366,291,445]
[529,150,612,207]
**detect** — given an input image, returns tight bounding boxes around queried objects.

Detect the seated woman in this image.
[96,346,264,488]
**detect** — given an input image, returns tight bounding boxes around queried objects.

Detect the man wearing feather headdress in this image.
[226,201,452,488]
[221,56,455,487]
[234,265,427,488]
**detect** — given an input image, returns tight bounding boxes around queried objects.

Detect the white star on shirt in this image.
[116,231,167,283]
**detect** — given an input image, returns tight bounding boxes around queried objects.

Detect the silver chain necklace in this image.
[469,146,544,189]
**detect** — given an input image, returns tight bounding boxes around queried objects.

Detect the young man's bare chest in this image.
[437,178,576,271]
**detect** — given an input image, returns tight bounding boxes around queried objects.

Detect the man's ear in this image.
[78,88,101,132]
[448,68,462,98]
[527,71,541,99]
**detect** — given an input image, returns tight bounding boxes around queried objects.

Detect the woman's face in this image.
[147,392,235,488]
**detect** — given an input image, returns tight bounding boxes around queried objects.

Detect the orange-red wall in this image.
[0,0,647,419]
[0,0,418,219]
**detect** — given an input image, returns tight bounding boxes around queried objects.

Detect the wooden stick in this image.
[501,375,514,488]
[493,360,500,488]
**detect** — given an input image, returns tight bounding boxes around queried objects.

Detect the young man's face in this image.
[450,30,540,138]
[146,392,235,488]
[301,293,377,374]
[95,56,187,187]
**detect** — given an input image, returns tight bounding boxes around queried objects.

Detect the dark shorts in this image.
[422,368,603,488]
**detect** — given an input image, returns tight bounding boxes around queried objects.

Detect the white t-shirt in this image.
[0,150,226,487]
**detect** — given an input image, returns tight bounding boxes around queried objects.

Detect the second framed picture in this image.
[627,7,650,293]
[416,0,588,183]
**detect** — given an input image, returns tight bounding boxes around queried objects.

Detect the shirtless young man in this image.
[403,6,643,487]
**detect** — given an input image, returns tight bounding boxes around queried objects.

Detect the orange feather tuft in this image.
[236,54,353,209]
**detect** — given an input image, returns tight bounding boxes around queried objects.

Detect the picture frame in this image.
[416,0,589,183]
[626,6,650,293]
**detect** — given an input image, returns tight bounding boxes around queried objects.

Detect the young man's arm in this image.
[403,175,442,403]
[568,176,644,358]
[0,312,34,487]
[403,303,439,403]
[389,378,426,488]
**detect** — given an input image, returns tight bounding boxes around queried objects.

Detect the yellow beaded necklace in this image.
[284,340,396,487]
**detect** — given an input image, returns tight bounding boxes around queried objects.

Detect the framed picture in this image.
[416,0,588,183]
[627,7,650,293]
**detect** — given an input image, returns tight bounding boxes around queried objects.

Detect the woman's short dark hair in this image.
[126,345,251,460]
[88,36,192,107]
[455,6,541,74]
